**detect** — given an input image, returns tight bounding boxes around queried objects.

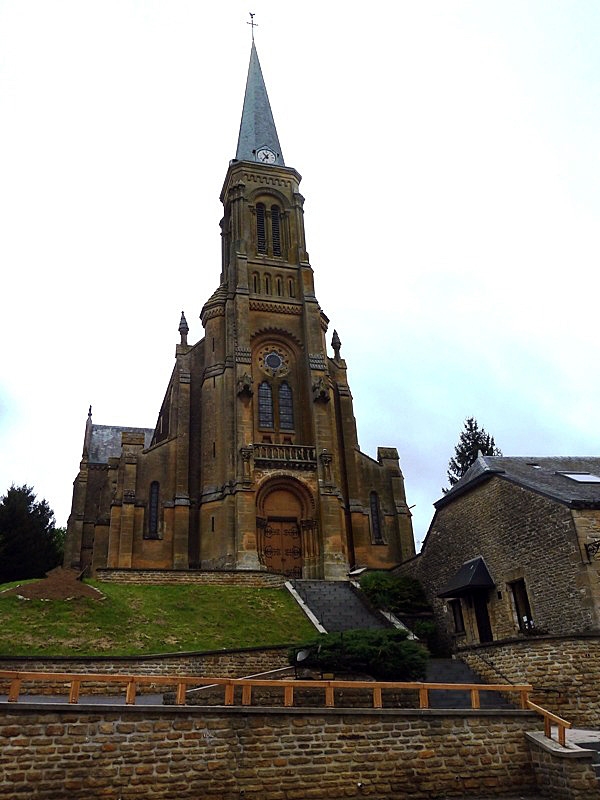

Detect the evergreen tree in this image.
[444,417,501,492]
[0,485,62,584]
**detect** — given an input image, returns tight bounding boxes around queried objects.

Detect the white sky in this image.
[1,1,599,549]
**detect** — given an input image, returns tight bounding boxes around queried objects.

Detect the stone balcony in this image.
[253,443,317,471]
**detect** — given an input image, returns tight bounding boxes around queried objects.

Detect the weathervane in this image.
[248,12,258,42]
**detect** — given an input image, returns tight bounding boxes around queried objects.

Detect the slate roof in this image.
[235,41,284,165]
[88,425,154,463]
[438,556,495,598]
[436,455,600,510]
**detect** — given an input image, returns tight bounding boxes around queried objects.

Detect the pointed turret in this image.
[236,42,284,166]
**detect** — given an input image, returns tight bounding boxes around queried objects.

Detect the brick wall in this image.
[459,636,600,728]
[0,705,542,799]
[95,568,286,587]
[0,645,291,696]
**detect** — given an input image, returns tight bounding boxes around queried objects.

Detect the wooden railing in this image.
[0,670,571,745]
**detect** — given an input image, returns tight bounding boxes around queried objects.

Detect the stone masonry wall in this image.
[95,568,286,587]
[399,479,597,649]
[526,732,599,799]
[459,636,600,728]
[0,645,291,697]
[0,705,540,799]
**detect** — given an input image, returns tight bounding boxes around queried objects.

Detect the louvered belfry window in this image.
[258,381,274,428]
[279,382,294,430]
[271,205,281,256]
[148,481,160,538]
[256,203,267,253]
[370,491,383,543]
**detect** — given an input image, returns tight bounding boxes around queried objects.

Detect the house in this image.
[402,455,600,725]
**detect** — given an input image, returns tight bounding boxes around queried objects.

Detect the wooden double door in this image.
[262,517,303,579]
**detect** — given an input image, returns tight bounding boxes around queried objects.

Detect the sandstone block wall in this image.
[0,706,540,799]
[0,645,291,697]
[95,568,286,587]
[459,636,600,728]
[527,732,599,800]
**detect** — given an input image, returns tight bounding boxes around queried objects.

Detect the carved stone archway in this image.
[256,477,320,578]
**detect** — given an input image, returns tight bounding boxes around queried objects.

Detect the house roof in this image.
[437,556,495,598]
[436,455,600,510]
[88,425,154,463]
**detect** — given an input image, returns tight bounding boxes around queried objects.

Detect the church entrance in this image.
[256,478,318,578]
[263,518,302,578]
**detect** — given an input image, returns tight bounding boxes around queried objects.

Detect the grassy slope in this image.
[0,582,316,657]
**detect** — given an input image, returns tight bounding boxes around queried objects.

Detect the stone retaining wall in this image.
[0,645,291,696]
[95,568,285,587]
[0,705,542,799]
[459,635,600,728]
[526,732,599,799]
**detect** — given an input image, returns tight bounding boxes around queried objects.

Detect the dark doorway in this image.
[472,591,493,643]
[263,517,303,578]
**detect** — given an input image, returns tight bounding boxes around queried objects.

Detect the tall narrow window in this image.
[271,205,281,256]
[370,491,383,543]
[258,381,274,428]
[148,481,159,539]
[510,579,534,632]
[288,278,295,297]
[252,273,259,293]
[276,277,282,296]
[264,274,272,295]
[449,599,465,634]
[256,203,266,254]
[279,382,294,430]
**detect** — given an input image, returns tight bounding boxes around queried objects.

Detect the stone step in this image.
[291,580,388,632]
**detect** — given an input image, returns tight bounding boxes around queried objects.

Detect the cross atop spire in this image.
[235,40,284,166]
[247,12,258,42]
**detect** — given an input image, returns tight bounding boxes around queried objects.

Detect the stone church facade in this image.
[64,43,415,579]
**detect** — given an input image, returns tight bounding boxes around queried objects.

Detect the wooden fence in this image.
[0,670,571,746]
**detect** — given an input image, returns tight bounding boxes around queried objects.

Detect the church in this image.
[64,42,415,580]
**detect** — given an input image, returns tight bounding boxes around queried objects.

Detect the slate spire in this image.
[235,41,284,166]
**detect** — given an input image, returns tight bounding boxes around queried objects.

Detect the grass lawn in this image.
[0,582,316,657]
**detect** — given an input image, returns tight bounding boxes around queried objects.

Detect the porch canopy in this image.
[437,556,495,598]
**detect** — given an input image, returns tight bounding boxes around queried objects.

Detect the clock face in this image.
[256,147,277,165]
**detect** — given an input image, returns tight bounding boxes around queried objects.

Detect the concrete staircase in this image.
[290,579,389,632]
[426,657,516,709]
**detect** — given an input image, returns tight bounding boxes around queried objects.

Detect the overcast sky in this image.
[1,1,599,549]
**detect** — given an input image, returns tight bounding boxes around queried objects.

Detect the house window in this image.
[256,203,266,254]
[147,481,160,539]
[271,205,282,256]
[279,382,294,430]
[509,579,534,632]
[449,599,465,634]
[258,381,274,428]
[370,491,384,543]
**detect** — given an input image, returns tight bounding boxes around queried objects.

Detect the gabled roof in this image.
[88,425,154,463]
[437,455,600,510]
[235,42,284,165]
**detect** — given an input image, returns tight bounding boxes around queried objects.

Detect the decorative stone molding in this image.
[235,347,252,364]
[249,300,302,315]
[309,354,327,370]
[237,373,254,397]
[312,376,330,403]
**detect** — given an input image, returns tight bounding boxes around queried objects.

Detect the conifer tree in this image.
[444,417,501,492]
[0,485,62,583]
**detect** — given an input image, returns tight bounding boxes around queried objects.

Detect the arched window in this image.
[276,276,282,296]
[148,481,160,539]
[258,381,274,428]
[252,273,259,293]
[264,274,272,295]
[271,205,282,256]
[256,203,266,254]
[288,278,295,298]
[279,382,294,430]
[370,491,383,543]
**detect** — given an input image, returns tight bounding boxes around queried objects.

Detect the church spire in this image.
[235,41,284,166]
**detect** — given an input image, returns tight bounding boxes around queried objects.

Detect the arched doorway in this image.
[256,478,318,578]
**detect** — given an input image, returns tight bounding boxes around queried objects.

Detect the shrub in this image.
[359,571,431,614]
[289,629,428,681]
